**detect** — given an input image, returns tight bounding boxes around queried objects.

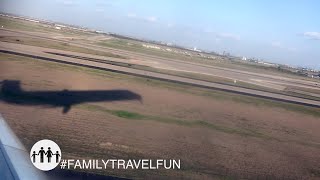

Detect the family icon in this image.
[31,147,61,163]
[30,139,62,171]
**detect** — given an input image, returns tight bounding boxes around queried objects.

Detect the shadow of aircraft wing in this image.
[0,80,142,113]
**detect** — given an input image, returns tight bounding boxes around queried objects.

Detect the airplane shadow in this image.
[0,80,142,113]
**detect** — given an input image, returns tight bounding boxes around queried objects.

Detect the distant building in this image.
[242,56,247,61]
[142,44,160,50]
[55,24,66,28]
[193,47,201,52]
[25,18,39,23]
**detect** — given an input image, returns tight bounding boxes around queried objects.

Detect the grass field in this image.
[1,52,319,117]
[0,36,128,59]
[1,52,320,179]
[95,38,320,83]
[79,104,273,140]
[0,16,90,36]
[2,34,320,101]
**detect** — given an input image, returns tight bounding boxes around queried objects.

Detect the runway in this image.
[1,29,319,92]
[1,41,319,108]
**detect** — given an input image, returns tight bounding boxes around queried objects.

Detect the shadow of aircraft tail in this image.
[0,80,142,113]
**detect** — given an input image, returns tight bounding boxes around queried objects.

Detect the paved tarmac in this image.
[1,41,319,108]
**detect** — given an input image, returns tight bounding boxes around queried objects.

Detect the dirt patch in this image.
[0,55,320,179]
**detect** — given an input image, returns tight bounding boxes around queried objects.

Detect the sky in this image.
[1,0,320,69]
